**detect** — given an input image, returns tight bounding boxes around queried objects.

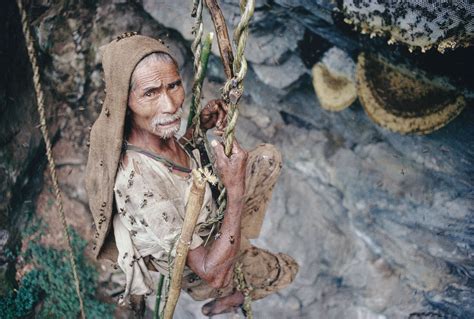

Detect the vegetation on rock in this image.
[0,222,114,319]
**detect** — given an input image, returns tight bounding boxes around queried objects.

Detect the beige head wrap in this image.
[85,34,173,261]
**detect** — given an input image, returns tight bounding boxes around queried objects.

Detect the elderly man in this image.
[86,34,298,316]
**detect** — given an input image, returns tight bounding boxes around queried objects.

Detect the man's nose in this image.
[159,92,178,114]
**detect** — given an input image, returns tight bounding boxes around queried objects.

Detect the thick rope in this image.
[210,0,254,230]
[222,0,255,156]
[190,0,204,138]
[222,3,255,315]
[234,262,254,319]
[15,1,86,318]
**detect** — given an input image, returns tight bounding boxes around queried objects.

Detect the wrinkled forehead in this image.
[130,52,179,89]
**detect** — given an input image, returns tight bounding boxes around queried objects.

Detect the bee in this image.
[144,190,154,197]
[140,219,149,227]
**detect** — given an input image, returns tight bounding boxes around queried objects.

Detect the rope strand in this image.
[15,1,86,318]
[222,0,255,156]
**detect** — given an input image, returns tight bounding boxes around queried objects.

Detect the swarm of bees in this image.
[340,1,473,53]
[116,31,138,42]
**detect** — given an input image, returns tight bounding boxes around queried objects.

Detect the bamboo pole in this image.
[163,170,207,319]
[187,32,214,129]
[153,273,165,319]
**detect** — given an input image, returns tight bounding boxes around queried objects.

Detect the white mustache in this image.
[150,108,183,127]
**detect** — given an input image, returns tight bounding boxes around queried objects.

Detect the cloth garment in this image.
[113,143,298,303]
[113,145,218,300]
[85,34,173,261]
[183,245,299,302]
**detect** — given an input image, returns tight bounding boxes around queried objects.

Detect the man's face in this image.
[128,58,185,139]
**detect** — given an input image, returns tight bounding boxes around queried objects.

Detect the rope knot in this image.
[229,87,243,105]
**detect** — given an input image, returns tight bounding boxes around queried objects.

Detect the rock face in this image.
[1,0,473,318]
[0,0,52,293]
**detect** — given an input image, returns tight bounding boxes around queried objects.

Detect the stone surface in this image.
[320,47,355,81]
[253,54,308,89]
[1,0,473,318]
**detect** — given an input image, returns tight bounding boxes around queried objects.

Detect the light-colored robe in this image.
[112,147,217,302]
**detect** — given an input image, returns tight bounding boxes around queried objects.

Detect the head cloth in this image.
[85,34,174,261]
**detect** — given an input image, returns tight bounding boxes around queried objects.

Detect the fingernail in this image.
[211,140,218,147]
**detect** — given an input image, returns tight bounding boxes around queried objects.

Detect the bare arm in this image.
[186,138,247,288]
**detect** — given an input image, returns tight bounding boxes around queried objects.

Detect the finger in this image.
[216,110,226,129]
[230,138,243,155]
[211,139,226,161]
[200,107,211,117]
[200,112,213,121]
[202,100,217,114]
[201,113,216,128]
[202,104,221,131]
[218,100,229,112]
[211,100,220,112]
[209,99,220,110]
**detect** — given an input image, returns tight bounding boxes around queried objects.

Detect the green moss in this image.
[0,224,115,318]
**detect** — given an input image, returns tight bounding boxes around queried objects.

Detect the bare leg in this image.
[201,290,245,316]
[241,144,282,239]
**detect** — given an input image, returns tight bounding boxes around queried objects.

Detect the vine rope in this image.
[190,0,204,138]
[191,0,256,316]
[168,0,256,317]
[210,0,255,242]
[190,0,256,233]
[15,1,86,318]
[222,0,255,156]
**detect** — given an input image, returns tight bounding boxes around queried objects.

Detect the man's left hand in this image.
[200,99,227,134]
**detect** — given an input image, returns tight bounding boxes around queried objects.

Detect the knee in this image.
[279,253,299,283]
[253,143,282,171]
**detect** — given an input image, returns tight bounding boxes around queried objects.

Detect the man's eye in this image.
[169,81,181,89]
[145,91,155,97]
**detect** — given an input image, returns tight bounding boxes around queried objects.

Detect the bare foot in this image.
[201,291,245,317]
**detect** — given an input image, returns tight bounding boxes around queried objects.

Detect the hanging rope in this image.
[222,0,255,156]
[234,262,254,319]
[200,0,255,233]
[188,0,204,135]
[188,1,256,317]
[15,1,86,318]
[186,0,257,234]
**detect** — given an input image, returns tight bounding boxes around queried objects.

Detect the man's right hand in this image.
[211,139,248,197]
[187,138,247,289]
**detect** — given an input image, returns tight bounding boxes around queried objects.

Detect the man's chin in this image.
[153,124,180,139]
